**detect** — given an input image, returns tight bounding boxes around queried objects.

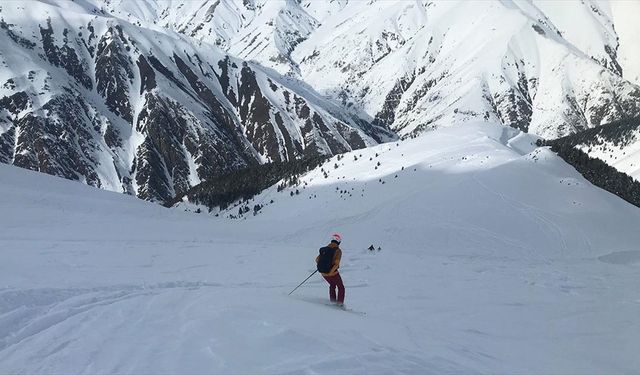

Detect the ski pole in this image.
[288,270,318,295]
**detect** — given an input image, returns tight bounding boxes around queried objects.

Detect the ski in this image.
[323,302,366,316]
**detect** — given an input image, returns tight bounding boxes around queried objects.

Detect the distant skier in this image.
[316,233,345,306]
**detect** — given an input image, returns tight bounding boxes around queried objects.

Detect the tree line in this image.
[537,116,640,208]
[165,156,327,211]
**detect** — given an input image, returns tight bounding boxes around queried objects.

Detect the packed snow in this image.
[2,122,640,374]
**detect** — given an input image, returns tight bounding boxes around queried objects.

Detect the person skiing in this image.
[316,233,345,306]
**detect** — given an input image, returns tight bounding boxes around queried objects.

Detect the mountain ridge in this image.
[1,0,640,202]
[0,0,391,201]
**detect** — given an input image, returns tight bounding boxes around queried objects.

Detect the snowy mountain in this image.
[2,2,640,373]
[0,0,390,202]
[2,0,640,203]
[3,122,640,373]
[97,0,640,137]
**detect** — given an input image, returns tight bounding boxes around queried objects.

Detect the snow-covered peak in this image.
[1,0,640,204]
[93,0,640,139]
[0,0,388,202]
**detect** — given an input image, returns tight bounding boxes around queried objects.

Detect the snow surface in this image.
[610,0,640,85]
[2,123,640,374]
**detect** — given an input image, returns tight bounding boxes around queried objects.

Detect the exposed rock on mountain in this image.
[1,0,640,202]
[0,1,388,202]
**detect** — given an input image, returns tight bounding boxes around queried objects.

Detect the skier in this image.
[316,233,345,306]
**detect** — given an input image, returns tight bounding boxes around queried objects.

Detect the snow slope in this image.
[610,0,640,86]
[3,123,640,374]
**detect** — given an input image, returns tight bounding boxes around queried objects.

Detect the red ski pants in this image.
[323,273,345,303]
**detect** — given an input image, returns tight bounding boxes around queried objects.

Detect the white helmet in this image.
[331,233,342,244]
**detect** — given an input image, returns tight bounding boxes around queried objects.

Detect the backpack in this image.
[317,246,336,273]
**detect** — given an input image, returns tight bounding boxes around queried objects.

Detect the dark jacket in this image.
[315,242,342,276]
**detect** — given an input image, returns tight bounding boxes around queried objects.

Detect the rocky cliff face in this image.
[0,1,389,202]
[93,0,640,189]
